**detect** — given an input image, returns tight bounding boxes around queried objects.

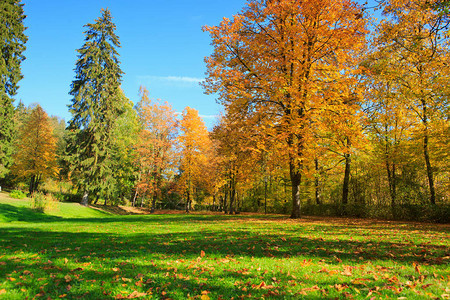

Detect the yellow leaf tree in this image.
[12,105,58,194]
[203,0,368,218]
[372,0,450,204]
[135,86,178,212]
[178,107,212,213]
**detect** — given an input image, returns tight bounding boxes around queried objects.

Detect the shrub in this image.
[31,192,58,213]
[301,204,450,223]
[9,190,26,199]
[52,192,81,203]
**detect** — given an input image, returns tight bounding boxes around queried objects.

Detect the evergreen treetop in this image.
[66,8,125,205]
[0,0,27,179]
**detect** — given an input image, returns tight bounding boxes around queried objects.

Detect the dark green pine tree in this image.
[0,0,27,179]
[66,9,125,206]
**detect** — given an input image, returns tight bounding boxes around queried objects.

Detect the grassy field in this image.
[0,192,449,299]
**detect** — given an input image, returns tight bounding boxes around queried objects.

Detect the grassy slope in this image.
[0,192,449,299]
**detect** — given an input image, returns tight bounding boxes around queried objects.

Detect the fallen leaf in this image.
[415,264,421,274]
[128,291,147,298]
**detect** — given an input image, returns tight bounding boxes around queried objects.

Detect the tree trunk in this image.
[264,179,267,214]
[314,158,321,205]
[223,185,228,214]
[132,189,137,207]
[81,190,89,206]
[229,176,235,215]
[235,190,240,214]
[29,175,35,194]
[386,161,397,207]
[185,190,190,213]
[423,132,436,205]
[342,137,351,206]
[289,160,302,219]
[151,191,157,213]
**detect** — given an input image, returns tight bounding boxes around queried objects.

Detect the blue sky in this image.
[15,0,247,128]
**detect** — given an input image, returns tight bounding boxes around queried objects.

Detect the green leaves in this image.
[66,9,126,204]
[0,0,27,179]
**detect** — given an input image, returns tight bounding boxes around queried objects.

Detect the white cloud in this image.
[199,114,217,119]
[137,75,203,85]
[174,112,217,119]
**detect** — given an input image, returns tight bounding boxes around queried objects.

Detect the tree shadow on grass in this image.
[0,203,286,224]
[0,224,448,299]
[0,203,63,222]
[1,226,448,265]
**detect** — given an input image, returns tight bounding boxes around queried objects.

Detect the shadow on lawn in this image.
[0,223,448,299]
[0,203,63,222]
[1,226,448,266]
[0,245,331,299]
[0,203,284,224]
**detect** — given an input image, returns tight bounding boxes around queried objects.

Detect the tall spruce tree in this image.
[66,9,125,206]
[0,0,27,178]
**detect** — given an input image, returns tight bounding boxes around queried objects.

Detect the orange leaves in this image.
[11,105,58,189]
[115,291,147,299]
[413,262,421,275]
[177,107,213,207]
[342,265,354,277]
[135,86,178,199]
[203,0,369,214]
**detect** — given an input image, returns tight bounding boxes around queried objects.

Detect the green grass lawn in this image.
[0,192,449,299]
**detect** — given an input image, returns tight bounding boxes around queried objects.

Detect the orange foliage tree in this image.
[135,86,178,212]
[12,105,58,194]
[203,0,367,218]
[178,107,212,212]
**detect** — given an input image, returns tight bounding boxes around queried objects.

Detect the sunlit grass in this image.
[0,194,449,299]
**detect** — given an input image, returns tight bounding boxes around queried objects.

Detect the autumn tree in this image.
[203,0,367,218]
[135,86,178,212]
[211,112,263,214]
[12,105,58,194]
[66,9,126,206]
[178,107,211,213]
[371,0,450,205]
[0,0,27,179]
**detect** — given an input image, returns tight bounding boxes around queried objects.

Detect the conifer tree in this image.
[66,9,125,206]
[0,0,27,178]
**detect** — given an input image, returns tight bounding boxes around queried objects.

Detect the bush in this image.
[52,192,81,203]
[301,204,450,223]
[9,190,27,199]
[31,192,58,213]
